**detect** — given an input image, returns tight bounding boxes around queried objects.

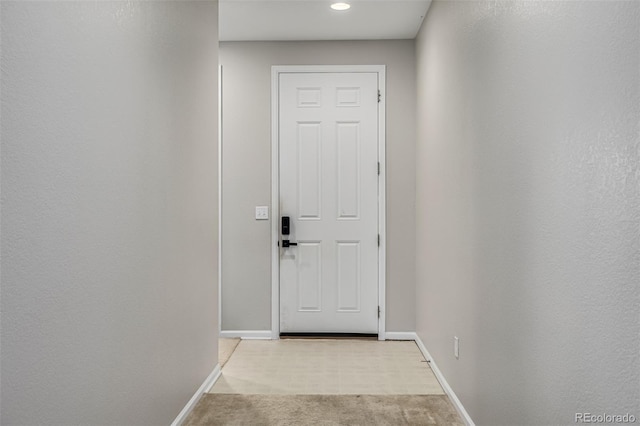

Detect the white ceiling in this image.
[219,0,432,42]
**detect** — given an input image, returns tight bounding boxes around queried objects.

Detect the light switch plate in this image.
[255,206,269,220]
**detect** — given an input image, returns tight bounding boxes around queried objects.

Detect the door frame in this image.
[270,65,387,340]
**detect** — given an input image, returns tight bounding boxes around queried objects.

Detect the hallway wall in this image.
[415,1,639,424]
[219,40,417,333]
[0,2,219,424]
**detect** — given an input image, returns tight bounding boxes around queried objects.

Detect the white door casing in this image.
[273,67,385,335]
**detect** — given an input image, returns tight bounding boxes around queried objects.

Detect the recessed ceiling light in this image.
[331,2,351,11]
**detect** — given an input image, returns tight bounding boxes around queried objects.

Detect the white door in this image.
[279,72,379,333]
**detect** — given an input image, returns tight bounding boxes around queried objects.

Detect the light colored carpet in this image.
[219,338,241,368]
[184,394,463,425]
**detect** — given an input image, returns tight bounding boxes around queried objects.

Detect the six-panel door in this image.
[279,72,379,333]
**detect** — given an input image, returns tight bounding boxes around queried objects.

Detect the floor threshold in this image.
[279,333,378,340]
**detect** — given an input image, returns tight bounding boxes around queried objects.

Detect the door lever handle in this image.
[282,239,298,248]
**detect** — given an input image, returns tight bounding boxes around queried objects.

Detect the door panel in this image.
[279,72,378,333]
[297,241,322,311]
[297,122,322,219]
[337,241,361,312]
[337,122,360,219]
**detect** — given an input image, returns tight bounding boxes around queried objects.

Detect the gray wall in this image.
[0,2,219,425]
[219,40,416,333]
[415,1,639,425]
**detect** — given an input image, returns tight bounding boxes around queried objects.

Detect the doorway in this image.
[271,65,387,339]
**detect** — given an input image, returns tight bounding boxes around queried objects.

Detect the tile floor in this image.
[209,339,445,395]
[219,337,241,367]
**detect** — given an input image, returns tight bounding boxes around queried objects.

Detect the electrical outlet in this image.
[454,336,459,359]
[255,206,269,220]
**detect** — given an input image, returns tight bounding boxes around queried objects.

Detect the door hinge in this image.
[378,234,380,247]
[378,90,381,103]
[377,162,380,176]
[378,306,381,318]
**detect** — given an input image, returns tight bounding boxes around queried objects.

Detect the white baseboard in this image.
[171,364,221,426]
[220,330,272,340]
[384,331,417,340]
[413,334,475,426]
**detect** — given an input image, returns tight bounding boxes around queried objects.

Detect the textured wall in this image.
[0,2,218,425]
[219,41,417,333]
[415,1,639,424]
